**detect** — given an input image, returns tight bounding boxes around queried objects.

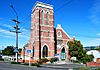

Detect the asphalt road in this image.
[0,62,70,70]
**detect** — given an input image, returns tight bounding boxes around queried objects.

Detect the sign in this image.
[14,49,18,53]
[27,50,31,53]
[55,54,60,57]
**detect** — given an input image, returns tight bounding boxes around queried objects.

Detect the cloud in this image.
[89,0,100,24]
[0,23,30,39]
[0,28,29,39]
[0,24,14,30]
[97,33,100,36]
[0,28,15,36]
[86,38,100,46]
[2,24,13,28]
[21,28,29,32]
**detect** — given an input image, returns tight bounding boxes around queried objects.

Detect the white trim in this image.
[56,24,71,38]
[60,43,67,52]
[40,24,54,27]
[40,30,54,32]
[32,1,53,12]
[41,44,49,50]
[32,36,54,38]
[40,9,45,13]
[33,40,54,42]
[46,10,50,14]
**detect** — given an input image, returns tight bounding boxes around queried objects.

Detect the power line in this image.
[47,0,52,4]
[55,0,73,12]
[43,0,48,3]
[68,33,100,39]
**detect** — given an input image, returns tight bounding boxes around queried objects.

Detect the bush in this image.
[11,62,20,64]
[31,63,41,67]
[50,58,58,63]
[38,58,49,64]
[0,58,4,61]
[96,68,100,70]
[21,63,29,66]
[50,58,54,63]
[79,67,92,70]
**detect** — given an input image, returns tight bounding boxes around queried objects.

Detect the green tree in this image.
[96,46,100,52]
[79,54,94,63]
[68,40,84,60]
[18,48,22,53]
[2,46,15,56]
[68,40,94,63]
[23,43,28,48]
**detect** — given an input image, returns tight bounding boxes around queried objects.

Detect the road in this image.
[0,62,70,70]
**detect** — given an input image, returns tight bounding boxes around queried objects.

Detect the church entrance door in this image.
[61,47,66,61]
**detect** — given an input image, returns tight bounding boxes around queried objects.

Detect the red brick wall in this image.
[86,62,100,66]
[29,2,54,61]
[56,25,72,62]
[96,58,100,63]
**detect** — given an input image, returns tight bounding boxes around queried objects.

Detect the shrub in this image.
[38,58,49,64]
[22,63,29,65]
[79,67,92,70]
[50,58,54,63]
[11,62,20,64]
[31,63,40,67]
[50,58,58,63]
[0,58,4,61]
[96,68,100,70]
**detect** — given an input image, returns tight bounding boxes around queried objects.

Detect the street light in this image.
[10,5,21,62]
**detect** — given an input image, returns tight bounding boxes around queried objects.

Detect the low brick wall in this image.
[97,58,100,63]
[86,62,100,66]
[18,59,36,63]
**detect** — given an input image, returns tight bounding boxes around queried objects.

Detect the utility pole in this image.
[10,5,21,62]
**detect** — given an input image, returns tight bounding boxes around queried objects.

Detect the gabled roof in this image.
[56,24,71,39]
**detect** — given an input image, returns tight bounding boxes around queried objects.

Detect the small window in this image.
[58,31,62,37]
[42,10,44,24]
[46,12,49,25]
[48,31,50,36]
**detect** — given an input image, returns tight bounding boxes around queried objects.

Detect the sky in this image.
[0,0,100,49]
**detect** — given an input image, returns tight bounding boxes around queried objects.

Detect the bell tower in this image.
[30,2,54,61]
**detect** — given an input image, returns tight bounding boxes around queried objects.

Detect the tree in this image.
[18,48,22,53]
[96,46,100,52]
[2,46,15,56]
[68,40,84,60]
[23,43,28,48]
[68,40,94,63]
[79,54,94,63]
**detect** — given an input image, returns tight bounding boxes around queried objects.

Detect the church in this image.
[21,1,74,63]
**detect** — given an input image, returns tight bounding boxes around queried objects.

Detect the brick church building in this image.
[21,2,74,63]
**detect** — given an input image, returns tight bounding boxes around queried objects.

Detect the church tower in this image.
[30,2,55,61]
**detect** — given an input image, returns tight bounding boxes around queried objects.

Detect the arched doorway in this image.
[61,47,66,61]
[42,45,48,57]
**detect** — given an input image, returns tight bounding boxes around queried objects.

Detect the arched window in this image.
[42,45,48,57]
[61,47,65,53]
[41,10,44,24]
[58,31,62,37]
[46,12,49,25]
